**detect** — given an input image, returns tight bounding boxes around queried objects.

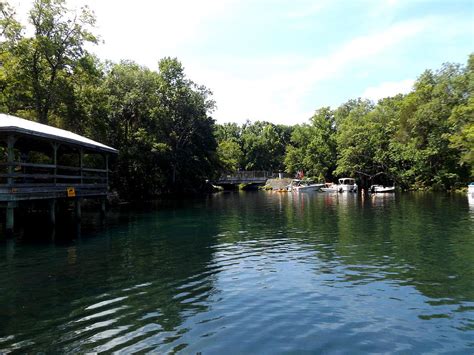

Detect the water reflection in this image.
[0,204,219,353]
[0,192,473,353]
[468,191,474,212]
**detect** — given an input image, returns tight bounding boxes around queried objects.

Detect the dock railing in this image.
[217,171,276,184]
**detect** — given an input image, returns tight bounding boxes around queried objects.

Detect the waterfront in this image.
[0,192,473,353]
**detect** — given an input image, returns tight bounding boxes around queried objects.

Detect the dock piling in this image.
[49,199,56,225]
[75,198,82,222]
[6,202,15,236]
[100,199,107,218]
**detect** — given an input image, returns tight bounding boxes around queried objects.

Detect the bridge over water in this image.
[214,171,277,187]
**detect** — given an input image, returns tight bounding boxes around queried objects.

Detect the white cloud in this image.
[11,0,238,68]
[208,17,435,124]
[5,1,453,125]
[362,79,414,101]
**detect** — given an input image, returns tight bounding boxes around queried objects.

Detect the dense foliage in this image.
[215,121,292,172]
[1,0,472,197]
[1,0,218,198]
[215,57,473,190]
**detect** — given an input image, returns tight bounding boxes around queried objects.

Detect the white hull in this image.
[339,184,357,192]
[321,181,357,193]
[371,186,395,193]
[336,178,358,193]
[468,184,474,194]
[295,184,324,192]
[321,187,338,193]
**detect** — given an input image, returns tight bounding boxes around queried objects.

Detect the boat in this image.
[297,183,324,192]
[370,184,396,193]
[288,179,323,192]
[320,183,339,192]
[468,182,474,194]
[337,178,358,193]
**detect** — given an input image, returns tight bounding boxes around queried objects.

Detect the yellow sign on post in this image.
[67,187,76,197]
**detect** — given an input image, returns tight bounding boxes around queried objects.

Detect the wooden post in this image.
[105,154,109,189]
[52,143,58,185]
[75,198,82,222]
[6,201,15,235]
[100,198,106,219]
[7,135,16,186]
[49,199,56,225]
[80,149,84,185]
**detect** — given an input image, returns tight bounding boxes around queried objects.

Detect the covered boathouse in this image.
[0,113,117,235]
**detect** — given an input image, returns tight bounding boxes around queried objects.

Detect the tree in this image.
[0,0,98,123]
[240,121,291,171]
[98,58,218,198]
[215,122,241,143]
[448,54,474,178]
[217,140,243,172]
[155,57,218,190]
[392,61,471,189]
[284,107,337,181]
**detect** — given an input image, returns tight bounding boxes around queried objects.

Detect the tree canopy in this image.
[1,0,472,196]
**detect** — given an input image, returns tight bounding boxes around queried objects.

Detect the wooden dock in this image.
[0,114,117,236]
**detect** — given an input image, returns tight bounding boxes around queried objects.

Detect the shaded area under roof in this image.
[0,113,117,154]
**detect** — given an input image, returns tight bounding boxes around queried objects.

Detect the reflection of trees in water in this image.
[298,192,473,302]
[2,192,472,352]
[0,205,218,353]
[384,193,474,301]
[211,192,474,303]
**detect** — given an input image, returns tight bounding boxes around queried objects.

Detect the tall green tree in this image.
[0,0,97,124]
[240,121,291,171]
[155,57,218,189]
[393,61,471,189]
[285,107,337,181]
[217,139,244,172]
[448,54,474,178]
[99,58,218,198]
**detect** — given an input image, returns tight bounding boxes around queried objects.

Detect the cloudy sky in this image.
[11,0,474,124]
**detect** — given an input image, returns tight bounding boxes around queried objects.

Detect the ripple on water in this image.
[0,192,473,353]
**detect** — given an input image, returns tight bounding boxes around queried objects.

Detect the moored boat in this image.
[297,183,324,192]
[370,185,396,193]
[337,178,358,193]
[320,183,339,192]
[468,182,474,194]
[288,179,323,192]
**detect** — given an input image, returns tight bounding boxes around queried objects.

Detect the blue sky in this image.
[14,0,474,124]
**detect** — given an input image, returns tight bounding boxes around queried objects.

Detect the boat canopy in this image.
[338,178,355,184]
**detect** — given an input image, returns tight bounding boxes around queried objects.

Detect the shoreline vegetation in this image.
[1,1,473,201]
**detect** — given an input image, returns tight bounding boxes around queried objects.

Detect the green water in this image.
[0,192,473,353]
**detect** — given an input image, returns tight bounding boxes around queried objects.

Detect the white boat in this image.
[337,178,358,193]
[288,179,323,192]
[297,183,324,192]
[468,183,474,194]
[320,183,339,192]
[370,185,395,193]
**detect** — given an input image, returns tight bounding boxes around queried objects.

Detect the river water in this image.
[0,192,473,353]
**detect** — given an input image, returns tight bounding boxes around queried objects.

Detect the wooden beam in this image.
[75,198,82,222]
[7,135,17,187]
[101,198,106,218]
[0,173,107,180]
[6,201,15,235]
[80,148,84,184]
[105,154,109,189]
[49,199,56,225]
[52,142,59,185]
[0,127,117,154]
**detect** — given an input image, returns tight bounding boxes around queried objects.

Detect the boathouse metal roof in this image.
[0,113,117,153]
